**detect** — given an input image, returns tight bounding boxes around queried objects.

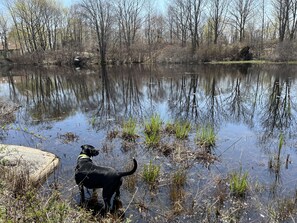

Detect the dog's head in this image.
[80,144,99,157]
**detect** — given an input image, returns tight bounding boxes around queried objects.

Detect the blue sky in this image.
[61,0,77,7]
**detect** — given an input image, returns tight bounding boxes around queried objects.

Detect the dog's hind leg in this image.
[79,185,85,203]
[114,179,122,198]
[102,188,113,212]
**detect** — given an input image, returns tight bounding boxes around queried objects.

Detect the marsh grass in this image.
[195,125,216,148]
[268,134,285,173]
[145,132,161,147]
[142,160,160,186]
[144,114,162,135]
[229,170,249,197]
[122,118,138,142]
[174,121,191,139]
[144,114,162,147]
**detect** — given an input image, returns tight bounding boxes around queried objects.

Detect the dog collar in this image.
[78,154,90,159]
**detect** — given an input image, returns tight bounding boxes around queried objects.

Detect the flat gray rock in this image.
[0,144,59,184]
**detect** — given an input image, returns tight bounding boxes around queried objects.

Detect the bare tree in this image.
[80,0,113,64]
[4,0,66,54]
[273,0,291,42]
[115,0,144,55]
[168,0,190,47]
[0,13,9,58]
[143,1,165,61]
[209,0,229,44]
[188,0,205,52]
[229,0,254,42]
[289,0,297,39]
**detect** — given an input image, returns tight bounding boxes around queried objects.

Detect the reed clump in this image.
[174,121,191,139]
[122,118,138,142]
[144,114,162,147]
[142,160,160,186]
[195,124,216,148]
[229,170,249,197]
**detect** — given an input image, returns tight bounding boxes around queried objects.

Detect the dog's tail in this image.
[119,158,137,177]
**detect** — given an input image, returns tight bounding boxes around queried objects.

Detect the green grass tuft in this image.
[195,124,216,147]
[143,160,160,185]
[144,114,162,135]
[144,114,162,147]
[229,170,249,197]
[174,121,191,139]
[122,117,138,142]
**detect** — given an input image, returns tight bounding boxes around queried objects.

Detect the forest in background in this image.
[1,0,297,65]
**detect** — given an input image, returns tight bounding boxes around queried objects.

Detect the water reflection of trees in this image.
[260,76,294,142]
[92,66,145,129]
[2,65,297,142]
[6,68,101,122]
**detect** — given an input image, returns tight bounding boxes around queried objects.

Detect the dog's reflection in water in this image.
[80,190,125,219]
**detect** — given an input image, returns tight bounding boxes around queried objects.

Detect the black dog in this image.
[75,144,137,211]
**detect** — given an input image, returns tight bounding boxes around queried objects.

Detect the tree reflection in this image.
[168,73,201,122]
[225,78,242,121]
[121,67,143,117]
[261,77,294,141]
[95,66,116,122]
[1,64,297,144]
[6,68,101,122]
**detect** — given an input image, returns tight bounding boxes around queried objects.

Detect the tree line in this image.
[1,0,297,64]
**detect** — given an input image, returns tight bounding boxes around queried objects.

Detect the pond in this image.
[0,64,297,222]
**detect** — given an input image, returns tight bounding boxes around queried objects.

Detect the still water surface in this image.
[0,64,297,221]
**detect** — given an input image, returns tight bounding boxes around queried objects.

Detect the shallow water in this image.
[1,64,297,221]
